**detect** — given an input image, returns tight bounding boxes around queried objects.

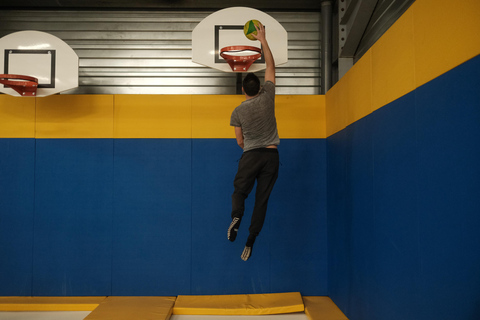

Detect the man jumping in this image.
[228,22,280,261]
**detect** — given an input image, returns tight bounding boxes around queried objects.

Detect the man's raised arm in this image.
[253,23,275,84]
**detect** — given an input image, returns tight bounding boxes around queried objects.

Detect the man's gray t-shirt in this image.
[230,81,280,152]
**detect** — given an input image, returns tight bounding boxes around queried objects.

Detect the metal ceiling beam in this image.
[339,0,378,57]
[0,0,325,10]
[321,0,333,94]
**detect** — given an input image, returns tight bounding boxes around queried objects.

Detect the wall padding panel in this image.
[33,139,113,296]
[190,139,257,295]
[36,95,114,139]
[413,0,480,87]
[112,139,192,295]
[267,139,327,295]
[0,96,36,138]
[114,95,192,138]
[326,0,480,136]
[0,92,326,296]
[414,56,480,320]
[327,55,480,320]
[0,139,35,295]
[369,92,421,320]
[190,139,327,295]
[371,9,415,111]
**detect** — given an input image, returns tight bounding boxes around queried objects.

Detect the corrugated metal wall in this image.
[0,10,321,95]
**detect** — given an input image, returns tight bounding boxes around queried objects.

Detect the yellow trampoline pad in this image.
[0,297,105,311]
[173,292,305,315]
[84,296,176,320]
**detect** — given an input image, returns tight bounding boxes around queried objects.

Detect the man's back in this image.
[230,81,279,152]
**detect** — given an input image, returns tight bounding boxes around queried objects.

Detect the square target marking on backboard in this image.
[4,49,56,88]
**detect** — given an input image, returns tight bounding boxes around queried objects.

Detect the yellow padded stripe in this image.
[413,0,480,87]
[326,78,347,137]
[114,95,192,138]
[36,95,114,139]
[115,95,325,139]
[173,292,305,315]
[0,95,36,138]
[326,0,480,137]
[2,94,324,139]
[371,9,415,112]
[0,297,105,311]
[191,95,242,139]
[276,95,326,139]
[192,95,325,139]
[345,50,372,126]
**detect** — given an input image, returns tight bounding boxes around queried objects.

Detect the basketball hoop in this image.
[0,74,38,96]
[220,46,262,72]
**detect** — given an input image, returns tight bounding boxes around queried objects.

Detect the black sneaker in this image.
[227,217,241,242]
[241,246,252,261]
[241,234,256,261]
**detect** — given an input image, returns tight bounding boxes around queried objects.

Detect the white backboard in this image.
[0,31,78,97]
[192,7,288,73]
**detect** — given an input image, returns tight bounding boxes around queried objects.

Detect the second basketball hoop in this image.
[0,74,38,96]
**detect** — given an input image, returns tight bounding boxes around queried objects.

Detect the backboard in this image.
[192,7,288,73]
[0,31,78,97]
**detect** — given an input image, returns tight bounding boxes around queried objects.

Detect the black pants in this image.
[231,148,279,237]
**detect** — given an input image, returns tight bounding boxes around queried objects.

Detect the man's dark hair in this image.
[243,73,261,97]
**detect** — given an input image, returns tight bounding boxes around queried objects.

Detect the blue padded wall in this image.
[268,139,327,295]
[327,117,376,319]
[415,55,480,319]
[33,139,114,296]
[190,138,263,295]
[112,139,192,295]
[191,139,327,295]
[0,139,35,295]
[328,56,480,320]
[370,91,421,320]
[0,137,326,296]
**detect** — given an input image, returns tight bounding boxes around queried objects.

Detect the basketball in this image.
[244,20,261,40]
